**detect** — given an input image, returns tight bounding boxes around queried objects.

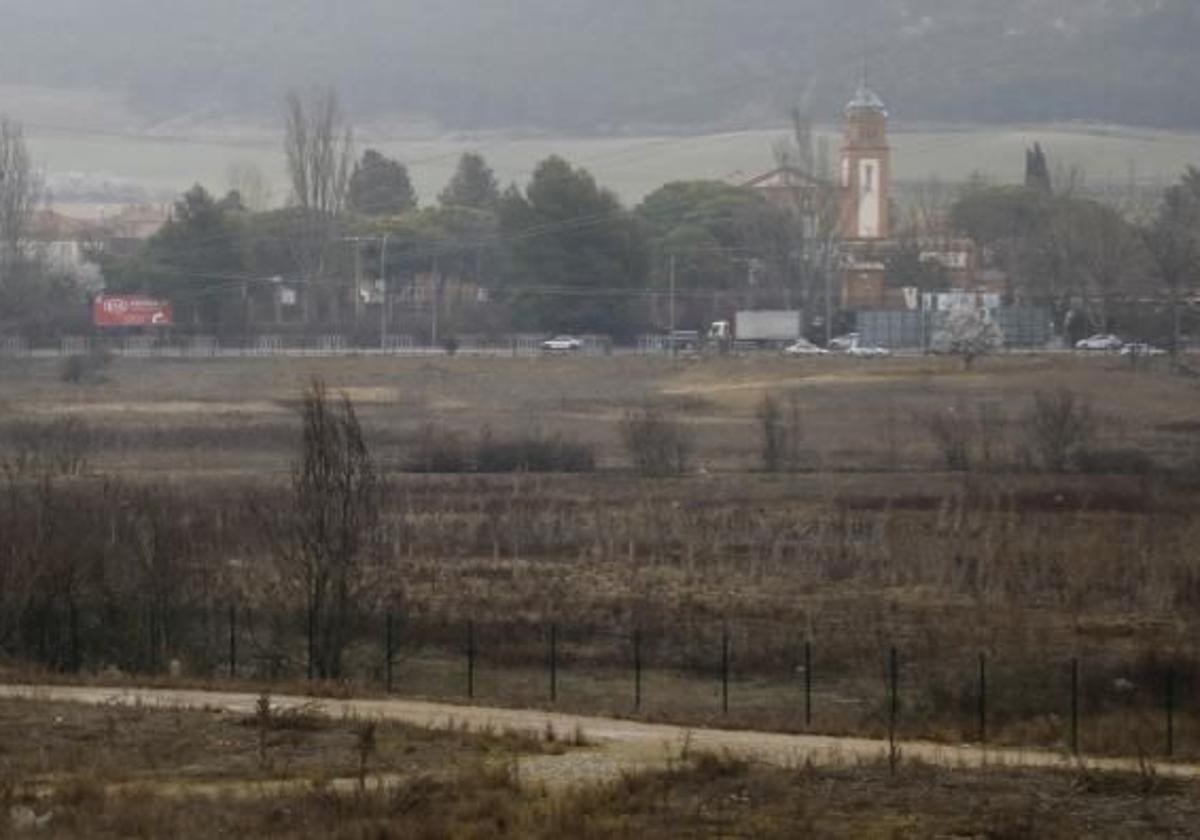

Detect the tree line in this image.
[87,90,815,341]
[1,89,1198,345]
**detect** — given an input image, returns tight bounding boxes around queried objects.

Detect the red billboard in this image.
[93,295,173,328]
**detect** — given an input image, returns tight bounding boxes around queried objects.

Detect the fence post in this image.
[385,613,394,694]
[67,602,81,673]
[804,639,812,728]
[467,620,476,700]
[1070,657,1080,755]
[1166,666,1176,758]
[978,652,987,746]
[549,623,558,704]
[228,603,237,680]
[889,647,899,748]
[306,607,314,681]
[633,629,642,712]
[721,629,730,715]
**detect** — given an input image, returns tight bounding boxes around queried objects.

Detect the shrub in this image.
[475,427,595,473]
[620,406,694,477]
[406,425,595,473]
[59,347,113,385]
[922,405,973,471]
[407,424,470,473]
[1026,389,1094,472]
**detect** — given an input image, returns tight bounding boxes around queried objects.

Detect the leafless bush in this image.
[922,403,974,472]
[406,425,595,473]
[474,427,595,473]
[920,401,1013,473]
[1026,389,1094,472]
[757,392,804,473]
[620,405,694,477]
[59,347,112,385]
[407,424,469,473]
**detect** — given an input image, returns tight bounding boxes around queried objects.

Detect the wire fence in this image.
[9,605,1194,760]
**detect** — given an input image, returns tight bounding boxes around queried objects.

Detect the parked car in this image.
[782,338,829,356]
[1075,334,1123,351]
[1119,342,1166,357]
[846,343,892,358]
[541,335,583,352]
[828,332,860,352]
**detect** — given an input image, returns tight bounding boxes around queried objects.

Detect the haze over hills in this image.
[2,0,1198,133]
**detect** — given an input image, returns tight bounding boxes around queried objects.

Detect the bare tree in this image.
[226,161,275,211]
[282,379,381,680]
[0,117,44,274]
[282,89,354,323]
[284,89,353,216]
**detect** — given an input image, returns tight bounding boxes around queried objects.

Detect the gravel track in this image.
[4,683,1197,791]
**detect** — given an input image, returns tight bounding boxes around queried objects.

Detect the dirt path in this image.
[3,684,1196,791]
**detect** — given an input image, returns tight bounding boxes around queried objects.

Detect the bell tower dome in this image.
[839,79,891,241]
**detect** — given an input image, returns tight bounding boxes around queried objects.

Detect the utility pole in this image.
[824,248,834,345]
[352,238,363,328]
[430,252,440,348]
[668,253,677,357]
[378,234,389,351]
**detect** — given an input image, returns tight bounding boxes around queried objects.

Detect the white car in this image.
[782,339,829,356]
[828,332,861,352]
[1119,342,1166,357]
[846,343,892,358]
[1075,334,1123,351]
[541,335,583,352]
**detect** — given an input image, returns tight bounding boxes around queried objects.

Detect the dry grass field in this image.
[2,351,1200,760]
[1,352,1195,473]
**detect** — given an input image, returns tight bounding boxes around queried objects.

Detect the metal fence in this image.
[857,307,1055,351]
[858,311,929,351]
[9,604,1195,760]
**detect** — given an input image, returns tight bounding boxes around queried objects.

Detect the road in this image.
[3,683,1197,791]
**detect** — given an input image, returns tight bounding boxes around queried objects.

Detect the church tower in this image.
[839,79,890,241]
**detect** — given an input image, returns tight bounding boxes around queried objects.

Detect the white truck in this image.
[708,310,803,351]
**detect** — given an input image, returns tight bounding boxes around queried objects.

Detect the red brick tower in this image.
[839,80,891,242]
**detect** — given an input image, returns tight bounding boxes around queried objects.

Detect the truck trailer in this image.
[708,310,803,351]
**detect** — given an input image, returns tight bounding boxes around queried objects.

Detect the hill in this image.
[1,0,1198,131]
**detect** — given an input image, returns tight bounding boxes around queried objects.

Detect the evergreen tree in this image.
[1024,143,1052,194]
[118,184,248,330]
[499,156,648,337]
[439,152,500,209]
[347,149,417,216]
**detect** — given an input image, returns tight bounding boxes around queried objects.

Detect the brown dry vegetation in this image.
[2,353,1200,760]
[4,697,1198,838]
[0,698,547,790]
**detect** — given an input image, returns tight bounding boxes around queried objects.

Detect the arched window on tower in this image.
[864,164,875,194]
